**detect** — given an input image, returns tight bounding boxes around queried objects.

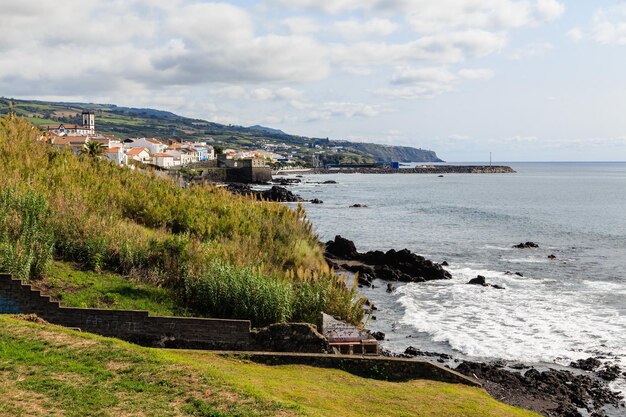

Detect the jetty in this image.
[312,165,515,174]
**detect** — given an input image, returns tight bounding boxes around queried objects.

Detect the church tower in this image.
[82,111,95,134]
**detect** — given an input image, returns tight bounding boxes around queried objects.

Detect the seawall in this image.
[313,165,515,174]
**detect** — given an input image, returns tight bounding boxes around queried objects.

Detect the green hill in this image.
[0,97,443,164]
[0,115,362,326]
[0,316,540,417]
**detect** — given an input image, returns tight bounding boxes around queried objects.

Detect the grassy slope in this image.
[34,261,183,316]
[0,115,363,326]
[0,316,541,417]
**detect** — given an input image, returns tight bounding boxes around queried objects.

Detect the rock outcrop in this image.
[468,275,505,290]
[513,242,539,249]
[325,235,451,286]
[227,184,303,202]
[456,361,624,417]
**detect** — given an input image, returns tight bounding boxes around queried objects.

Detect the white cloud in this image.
[535,0,565,22]
[567,28,584,42]
[331,30,506,71]
[334,18,398,39]
[378,66,494,99]
[458,68,495,80]
[282,17,320,35]
[271,0,565,32]
[590,5,626,45]
[509,42,554,60]
[285,99,388,121]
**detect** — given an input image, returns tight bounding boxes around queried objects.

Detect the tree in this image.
[213,145,224,155]
[81,141,104,158]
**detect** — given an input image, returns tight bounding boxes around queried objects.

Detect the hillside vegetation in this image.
[0,115,362,326]
[0,98,443,164]
[0,316,542,417]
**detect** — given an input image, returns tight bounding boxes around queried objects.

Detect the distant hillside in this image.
[0,97,444,164]
[338,142,440,163]
[247,125,287,135]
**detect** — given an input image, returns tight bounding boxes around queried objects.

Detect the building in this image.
[125,147,151,163]
[43,110,96,136]
[218,155,272,183]
[152,153,175,169]
[125,138,168,155]
[103,147,127,165]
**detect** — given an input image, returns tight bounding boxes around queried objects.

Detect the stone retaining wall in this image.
[0,273,252,350]
[222,352,480,387]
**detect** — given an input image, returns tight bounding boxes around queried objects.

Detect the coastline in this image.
[267,171,625,417]
[324,235,625,417]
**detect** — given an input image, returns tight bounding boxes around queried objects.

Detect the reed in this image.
[0,116,364,325]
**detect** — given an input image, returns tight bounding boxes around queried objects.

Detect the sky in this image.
[1,1,626,161]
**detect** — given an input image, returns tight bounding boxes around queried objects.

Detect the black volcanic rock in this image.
[468,275,488,286]
[371,331,385,341]
[571,358,602,372]
[468,275,505,289]
[261,186,302,202]
[326,235,359,259]
[227,184,303,202]
[350,203,368,208]
[513,242,539,249]
[310,198,323,204]
[325,236,451,283]
[456,361,623,417]
[597,364,622,381]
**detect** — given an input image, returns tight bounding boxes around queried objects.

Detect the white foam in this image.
[396,266,626,368]
[505,257,550,264]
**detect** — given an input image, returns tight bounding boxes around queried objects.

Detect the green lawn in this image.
[0,316,542,417]
[32,261,184,316]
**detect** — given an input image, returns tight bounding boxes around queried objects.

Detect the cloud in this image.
[567,28,584,42]
[535,0,565,22]
[282,17,320,35]
[286,100,389,121]
[569,5,626,46]
[377,66,494,99]
[331,30,506,71]
[509,42,555,60]
[590,5,626,45]
[334,18,398,39]
[0,1,331,98]
[270,0,565,32]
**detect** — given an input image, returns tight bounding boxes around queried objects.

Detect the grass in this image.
[34,261,183,316]
[0,316,542,417]
[0,115,363,326]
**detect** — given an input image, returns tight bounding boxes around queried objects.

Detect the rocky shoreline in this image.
[226,178,625,417]
[323,235,625,417]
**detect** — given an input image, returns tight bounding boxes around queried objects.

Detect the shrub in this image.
[0,116,365,326]
[183,262,293,327]
[0,187,54,280]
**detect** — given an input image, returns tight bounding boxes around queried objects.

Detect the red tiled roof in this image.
[104,147,121,153]
[127,148,148,155]
[153,153,173,157]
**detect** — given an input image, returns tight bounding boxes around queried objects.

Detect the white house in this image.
[126,138,168,155]
[152,153,175,169]
[103,147,127,165]
[125,147,150,163]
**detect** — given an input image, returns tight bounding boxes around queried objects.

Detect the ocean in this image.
[285,162,626,398]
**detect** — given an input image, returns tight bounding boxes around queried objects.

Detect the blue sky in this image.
[1,0,626,161]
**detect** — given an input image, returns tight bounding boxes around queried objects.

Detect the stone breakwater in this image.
[312,165,515,174]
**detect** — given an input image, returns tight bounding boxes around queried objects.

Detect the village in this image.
[40,110,295,176]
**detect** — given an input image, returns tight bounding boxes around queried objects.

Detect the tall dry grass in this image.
[0,115,364,326]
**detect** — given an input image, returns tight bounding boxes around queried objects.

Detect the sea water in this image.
[287,162,626,398]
